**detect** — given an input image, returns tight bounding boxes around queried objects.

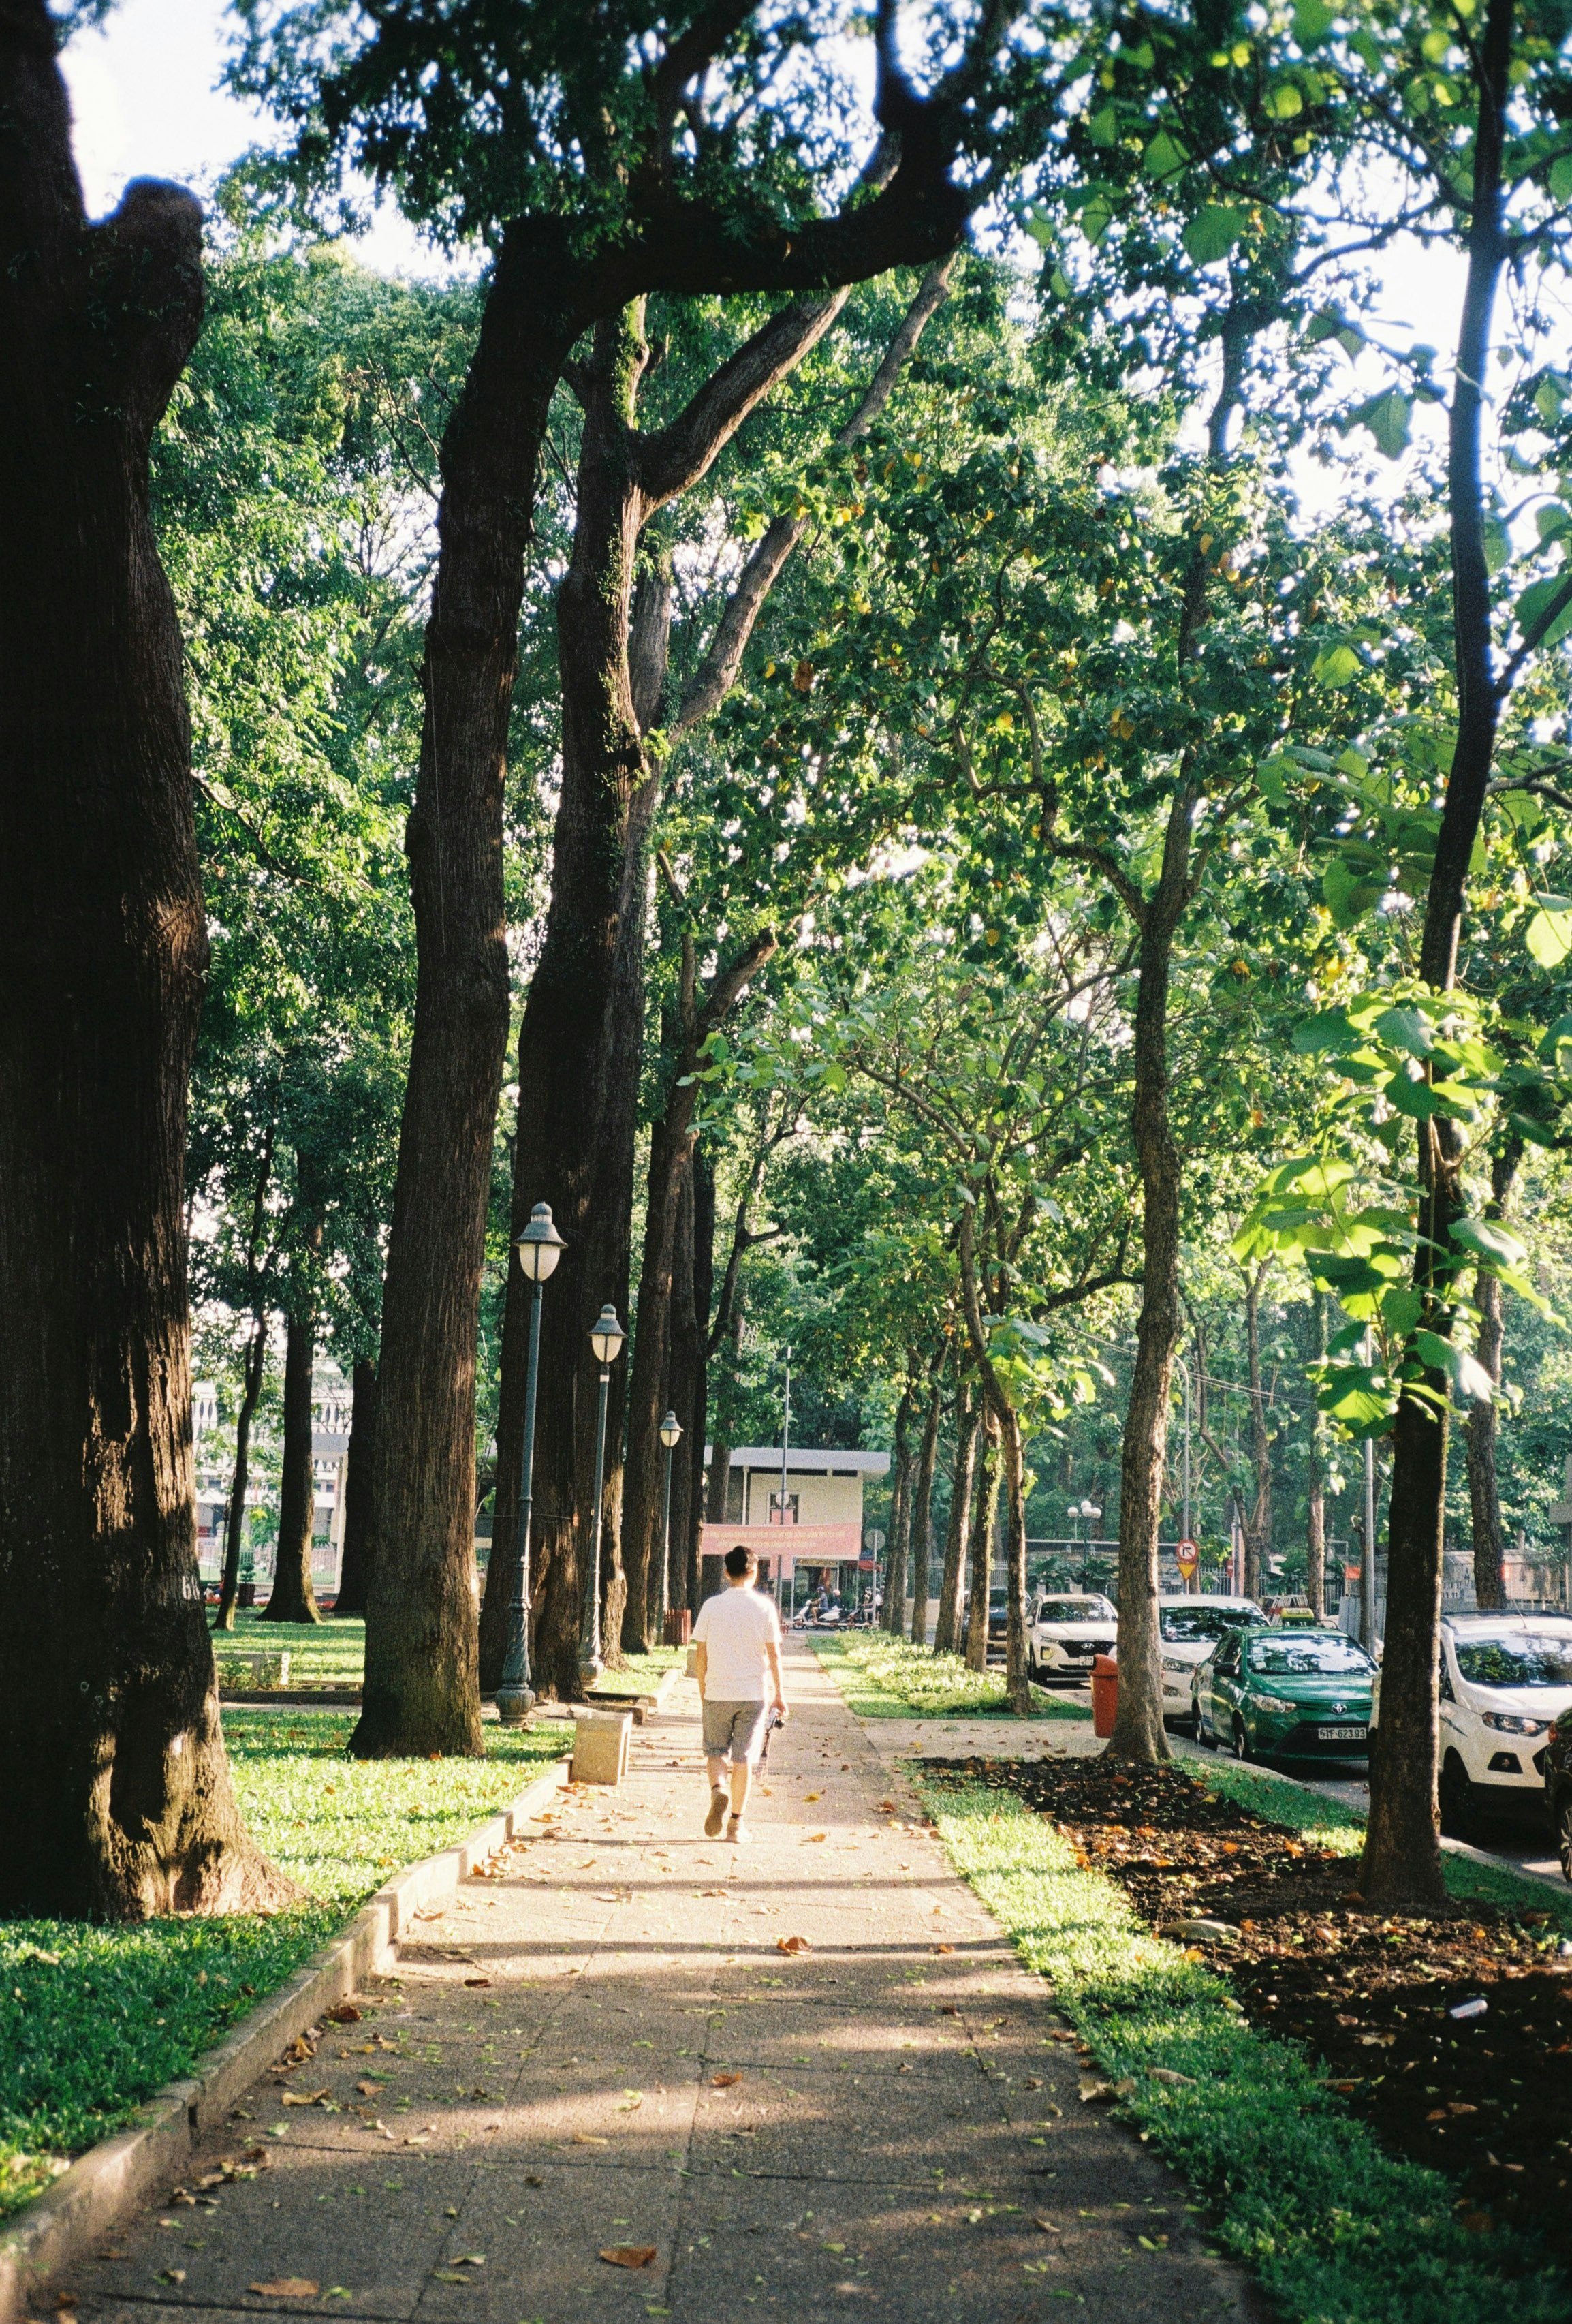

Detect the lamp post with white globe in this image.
[496,1202,565,1725]
[579,1305,626,1685]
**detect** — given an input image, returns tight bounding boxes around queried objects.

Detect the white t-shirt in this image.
[693,1584,783,1701]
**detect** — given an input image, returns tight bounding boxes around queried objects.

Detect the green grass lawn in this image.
[810,1630,1088,1719]
[923,1774,1569,2324]
[0,1710,565,2222]
[214,1609,365,1684]
[211,1614,680,1696]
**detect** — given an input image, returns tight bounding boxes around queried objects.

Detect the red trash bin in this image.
[664,1607,692,1646]
[1091,1652,1118,1739]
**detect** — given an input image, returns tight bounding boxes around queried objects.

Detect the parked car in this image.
[1377,1612,1572,1840]
[1191,1625,1376,1759]
[1157,1594,1266,1723]
[1027,1592,1118,1684]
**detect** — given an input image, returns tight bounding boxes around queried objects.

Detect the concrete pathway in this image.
[67,1645,1263,2324]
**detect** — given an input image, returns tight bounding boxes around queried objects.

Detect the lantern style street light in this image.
[579,1305,626,1684]
[658,1410,683,1643]
[497,1202,565,1724]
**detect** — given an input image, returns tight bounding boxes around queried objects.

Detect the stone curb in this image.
[0,1756,571,2324]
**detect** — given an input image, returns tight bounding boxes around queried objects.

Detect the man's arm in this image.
[693,1639,707,1699]
[765,1637,786,1713]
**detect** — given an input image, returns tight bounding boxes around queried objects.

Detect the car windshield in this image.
[1160,1605,1262,1643]
[1038,1598,1114,1623]
[1246,1634,1374,1677]
[1453,1634,1572,1688]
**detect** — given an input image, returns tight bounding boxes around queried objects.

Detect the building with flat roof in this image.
[699,1446,890,1609]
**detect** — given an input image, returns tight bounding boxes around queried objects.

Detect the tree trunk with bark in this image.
[334,1358,379,1619]
[1362,0,1513,1915]
[483,296,841,1697]
[1242,1264,1272,1604]
[620,930,776,1649]
[883,1380,916,1632]
[934,1384,979,1654]
[1306,1296,1327,1623]
[264,1297,321,1623]
[0,4,292,1914]
[964,1416,1000,1671]
[1000,1408,1033,1714]
[1104,822,1191,1763]
[1465,1139,1519,1613]
[679,1143,716,1615]
[215,1319,266,1632]
[907,1380,943,1645]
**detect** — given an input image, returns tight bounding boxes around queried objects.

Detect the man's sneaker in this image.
[725,1816,749,1845]
[704,1788,729,1838]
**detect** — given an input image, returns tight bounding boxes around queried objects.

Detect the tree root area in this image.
[934,1755,1572,2265]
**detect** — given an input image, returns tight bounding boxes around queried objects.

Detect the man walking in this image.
[692,1545,787,1843]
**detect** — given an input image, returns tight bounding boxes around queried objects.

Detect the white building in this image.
[193,1367,353,1596]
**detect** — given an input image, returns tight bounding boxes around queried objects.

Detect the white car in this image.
[1372,1612,1572,1838]
[1157,1594,1266,1722]
[1027,1592,1117,1684]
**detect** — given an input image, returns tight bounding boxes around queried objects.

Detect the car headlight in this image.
[1252,1692,1297,1716]
[1480,1711,1549,1735]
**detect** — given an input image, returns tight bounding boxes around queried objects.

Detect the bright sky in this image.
[60,0,439,277]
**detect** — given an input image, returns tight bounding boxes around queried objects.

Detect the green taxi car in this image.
[1191,1626,1377,1759]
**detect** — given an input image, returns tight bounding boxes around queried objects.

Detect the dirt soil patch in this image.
[933,1754,1572,2267]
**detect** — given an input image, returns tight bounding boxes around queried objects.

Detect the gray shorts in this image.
[702,1698,770,1764]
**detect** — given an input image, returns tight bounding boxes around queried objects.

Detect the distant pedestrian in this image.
[692,1544,787,1844]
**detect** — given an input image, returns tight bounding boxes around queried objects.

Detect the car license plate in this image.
[1319,1724,1366,1743]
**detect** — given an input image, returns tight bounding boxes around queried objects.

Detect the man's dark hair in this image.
[725,1545,757,1579]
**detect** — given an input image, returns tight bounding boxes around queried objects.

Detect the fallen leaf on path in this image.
[804,1793,821,1803]
[462,1977,492,1989]
[354,2082,383,2096]
[1148,2068,1195,2088]
[158,2272,186,2287]
[1078,2075,1112,2104]
[803,1832,828,1844]
[776,1935,811,1955]
[281,2088,330,2106]
[324,2004,361,2024]
[616,2094,643,2111]
[571,2132,610,2146]
[710,2073,742,2088]
[599,2248,657,2270]
[932,1945,954,1956]
[248,2281,317,2299]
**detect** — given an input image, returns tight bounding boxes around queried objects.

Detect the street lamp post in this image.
[497,1202,565,1726]
[659,1410,683,1644]
[579,1304,626,1686]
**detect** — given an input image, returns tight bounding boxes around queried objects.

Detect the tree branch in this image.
[674,257,956,734]
[633,292,848,508]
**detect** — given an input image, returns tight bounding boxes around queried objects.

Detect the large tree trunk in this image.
[1106,828,1190,1763]
[1306,1295,1327,1621]
[907,1380,943,1645]
[964,1416,1000,1671]
[264,1267,322,1624]
[1242,1265,1272,1602]
[679,1144,716,1615]
[334,1357,379,1619]
[934,1384,979,1654]
[215,1318,267,1633]
[1464,1140,1519,1613]
[0,7,291,1915]
[1362,0,1513,1914]
[1001,1408,1033,1714]
[882,1379,916,1632]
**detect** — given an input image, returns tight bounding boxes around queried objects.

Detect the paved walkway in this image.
[69,1646,1262,2324]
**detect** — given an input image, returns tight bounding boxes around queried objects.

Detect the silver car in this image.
[1028,1592,1118,1685]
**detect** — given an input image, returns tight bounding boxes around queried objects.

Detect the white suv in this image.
[1372,1613,1572,1838]
[1157,1594,1266,1723]
[1027,1592,1117,1684]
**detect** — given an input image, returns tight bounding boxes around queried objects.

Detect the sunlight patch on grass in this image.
[810,1630,1086,1719]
